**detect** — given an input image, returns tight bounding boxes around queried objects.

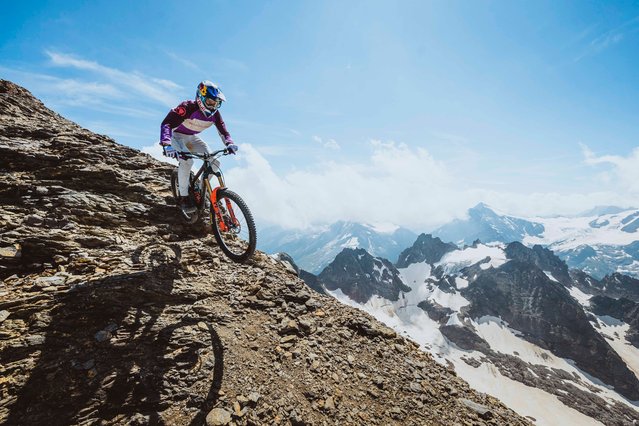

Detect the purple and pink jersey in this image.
[160,100,231,144]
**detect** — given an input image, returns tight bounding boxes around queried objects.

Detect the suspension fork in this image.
[205,175,239,231]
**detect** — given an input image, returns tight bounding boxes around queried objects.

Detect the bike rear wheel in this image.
[210,189,256,263]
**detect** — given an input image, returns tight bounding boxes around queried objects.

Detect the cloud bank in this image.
[211,141,639,232]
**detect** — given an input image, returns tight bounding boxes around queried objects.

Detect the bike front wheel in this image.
[210,189,256,263]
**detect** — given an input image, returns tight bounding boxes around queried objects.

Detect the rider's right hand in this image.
[163,146,178,159]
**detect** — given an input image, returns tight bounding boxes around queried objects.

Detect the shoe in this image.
[178,196,197,214]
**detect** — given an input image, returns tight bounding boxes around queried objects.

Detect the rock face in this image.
[319,248,411,303]
[396,233,457,268]
[590,295,639,347]
[598,273,639,302]
[0,80,531,425]
[462,246,639,401]
[570,269,639,303]
[504,242,572,286]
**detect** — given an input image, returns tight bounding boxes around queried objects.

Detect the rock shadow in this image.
[3,243,224,425]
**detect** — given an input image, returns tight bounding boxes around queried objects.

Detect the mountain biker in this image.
[159,80,238,214]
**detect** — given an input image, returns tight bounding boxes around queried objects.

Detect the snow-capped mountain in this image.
[432,202,545,246]
[318,248,410,303]
[434,203,639,279]
[301,237,639,425]
[258,221,417,274]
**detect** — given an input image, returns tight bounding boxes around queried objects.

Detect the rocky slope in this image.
[0,80,531,425]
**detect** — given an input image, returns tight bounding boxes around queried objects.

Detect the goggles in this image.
[205,97,222,110]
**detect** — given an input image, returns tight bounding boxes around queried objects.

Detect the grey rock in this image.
[25,335,45,346]
[94,330,111,342]
[459,398,493,420]
[35,275,67,287]
[324,396,335,410]
[205,408,232,425]
[0,244,21,258]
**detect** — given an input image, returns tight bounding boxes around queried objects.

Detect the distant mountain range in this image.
[261,203,639,279]
[296,238,639,425]
[432,203,639,279]
[259,221,417,273]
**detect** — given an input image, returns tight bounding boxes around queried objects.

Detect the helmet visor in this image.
[205,97,222,110]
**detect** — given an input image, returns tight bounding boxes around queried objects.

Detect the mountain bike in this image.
[170,148,256,263]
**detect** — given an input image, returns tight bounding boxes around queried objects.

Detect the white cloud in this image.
[0,66,164,119]
[141,143,178,164]
[574,16,639,62]
[216,141,639,232]
[223,141,471,230]
[582,144,639,194]
[46,51,181,106]
[312,135,341,150]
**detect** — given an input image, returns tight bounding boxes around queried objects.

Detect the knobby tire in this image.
[210,189,256,263]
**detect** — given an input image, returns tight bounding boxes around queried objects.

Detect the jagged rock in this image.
[417,300,454,324]
[298,269,326,295]
[0,243,20,258]
[505,242,572,286]
[598,273,639,302]
[271,252,299,275]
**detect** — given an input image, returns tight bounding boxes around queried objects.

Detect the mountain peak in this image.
[433,203,544,246]
[319,248,410,303]
[396,233,457,268]
[470,202,493,211]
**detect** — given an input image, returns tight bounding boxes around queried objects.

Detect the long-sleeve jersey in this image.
[160,100,231,144]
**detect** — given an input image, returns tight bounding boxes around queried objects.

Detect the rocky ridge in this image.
[0,80,530,425]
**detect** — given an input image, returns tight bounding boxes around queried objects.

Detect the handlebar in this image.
[176,148,230,160]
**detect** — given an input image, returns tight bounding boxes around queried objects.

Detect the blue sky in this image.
[2,1,639,229]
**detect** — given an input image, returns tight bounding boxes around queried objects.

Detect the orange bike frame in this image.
[205,177,239,232]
